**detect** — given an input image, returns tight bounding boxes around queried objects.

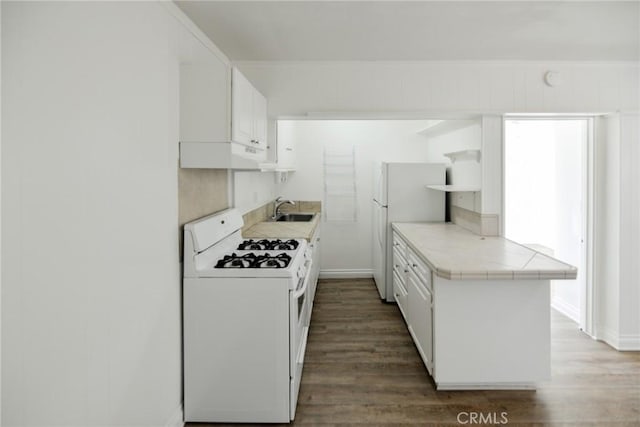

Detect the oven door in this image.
[289,260,312,420]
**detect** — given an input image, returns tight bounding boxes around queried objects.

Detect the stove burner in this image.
[214,252,292,269]
[255,253,291,268]
[270,239,300,250]
[215,253,257,268]
[237,239,272,250]
[237,239,299,251]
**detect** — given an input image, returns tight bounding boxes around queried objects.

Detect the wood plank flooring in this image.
[188,278,640,426]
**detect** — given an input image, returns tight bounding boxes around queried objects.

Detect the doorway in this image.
[503,118,590,332]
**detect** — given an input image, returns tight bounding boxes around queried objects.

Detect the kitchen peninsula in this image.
[391,222,577,390]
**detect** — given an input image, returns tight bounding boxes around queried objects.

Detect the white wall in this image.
[595,115,621,346]
[617,113,640,349]
[233,171,279,214]
[0,2,3,421]
[2,2,221,425]
[421,123,482,164]
[593,113,640,350]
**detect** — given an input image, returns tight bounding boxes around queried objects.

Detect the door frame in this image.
[501,114,595,337]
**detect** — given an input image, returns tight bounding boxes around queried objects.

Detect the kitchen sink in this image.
[274,213,315,222]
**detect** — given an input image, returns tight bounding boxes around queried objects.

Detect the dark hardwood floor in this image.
[189,278,640,426]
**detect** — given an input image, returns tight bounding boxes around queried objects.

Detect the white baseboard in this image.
[551,296,580,323]
[437,382,536,391]
[165,403,184,427]
[319,269,373,279]
[617,334,640,351]
[597,326,640,351]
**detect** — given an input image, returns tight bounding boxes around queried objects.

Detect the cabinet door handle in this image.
[285,147,293,151]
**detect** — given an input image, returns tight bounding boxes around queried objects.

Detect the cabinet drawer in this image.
[407,249,431,290]
[392,232,407,254]
[393,270,408,322]
[392,247,407,280]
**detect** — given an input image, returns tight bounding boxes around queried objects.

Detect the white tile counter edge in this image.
[392,222,577,281]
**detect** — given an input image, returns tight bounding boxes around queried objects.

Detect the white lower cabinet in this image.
[392,232,435,377]
[407,271,433,375]
[392,224,554,390]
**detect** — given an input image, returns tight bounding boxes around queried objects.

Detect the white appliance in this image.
[183,208,312,423]
[372,162,445,302]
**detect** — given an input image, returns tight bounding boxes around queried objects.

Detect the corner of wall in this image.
[165,403,184,427]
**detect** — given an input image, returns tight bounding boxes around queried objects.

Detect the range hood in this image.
[179,141,264,170]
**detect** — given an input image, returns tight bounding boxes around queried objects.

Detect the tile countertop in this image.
[242,213,320,241]
[392,222,578,281]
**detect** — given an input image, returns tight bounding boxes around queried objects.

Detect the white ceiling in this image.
[175,0,639,61]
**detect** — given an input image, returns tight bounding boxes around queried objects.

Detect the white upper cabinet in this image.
[232,68,267,150]
[179,62,268,169]
[180,59,231,143]
[276,136,296,170]
[271,120,297,170]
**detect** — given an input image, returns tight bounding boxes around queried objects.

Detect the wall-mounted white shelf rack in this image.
[426,185,481,192]
[324,147,357,222]
[417,119,478,139]
[444,149,481,163]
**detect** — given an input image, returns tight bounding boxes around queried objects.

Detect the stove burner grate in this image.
[254,253,291,268]
[215,253,257,268]
[237,239,299,251]
[214,252,292,269]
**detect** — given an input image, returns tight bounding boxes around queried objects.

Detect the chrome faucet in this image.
[272,196,296,219]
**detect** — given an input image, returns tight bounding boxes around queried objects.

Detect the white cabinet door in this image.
[277,138,296,169]
[274,121,297,170]
[232,68,255,147]
[253,90,268,150]
[232,67,268,150]
[407,272,433,375]
[180,61,230,143]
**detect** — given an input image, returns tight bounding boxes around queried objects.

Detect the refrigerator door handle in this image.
[375,207,382,248]
[378,206,386,249]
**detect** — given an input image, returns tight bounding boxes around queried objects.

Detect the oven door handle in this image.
[292,260,313,299]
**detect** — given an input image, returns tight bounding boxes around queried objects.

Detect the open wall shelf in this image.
[444,149,481,163]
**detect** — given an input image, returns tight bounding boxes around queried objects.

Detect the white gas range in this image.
[183,208,312,423]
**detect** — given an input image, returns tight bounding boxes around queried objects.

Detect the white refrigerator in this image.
[372,162,445,301]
